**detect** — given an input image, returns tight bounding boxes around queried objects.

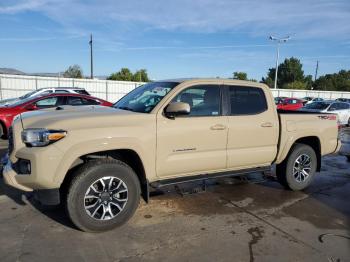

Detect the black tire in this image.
[346,156,350,162]
[276,144,317,191]
[0,124,3,138]
[66,159,141,232]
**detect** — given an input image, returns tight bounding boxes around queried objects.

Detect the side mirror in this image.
[24,104,37,111]
[165,102,190,119]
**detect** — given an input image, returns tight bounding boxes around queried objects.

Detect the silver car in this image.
[300,101,350,125]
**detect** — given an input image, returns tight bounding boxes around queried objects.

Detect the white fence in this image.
[270,89,350,99]
[0,74,145,102]
[1,74,350,101]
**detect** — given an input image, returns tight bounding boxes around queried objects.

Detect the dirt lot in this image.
[0,140,349,262]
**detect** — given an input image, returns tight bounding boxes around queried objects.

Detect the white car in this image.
[300,101,350,125]
[0,87,90,106]
[304,97,324,105]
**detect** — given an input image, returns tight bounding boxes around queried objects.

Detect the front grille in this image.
[8,126,14,155]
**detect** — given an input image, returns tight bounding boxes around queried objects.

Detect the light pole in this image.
[269,35,290,89]
[89,34,93,79]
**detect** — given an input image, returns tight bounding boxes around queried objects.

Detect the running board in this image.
[149,166,271,189]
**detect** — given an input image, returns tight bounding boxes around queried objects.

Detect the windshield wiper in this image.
[116,106,135,112]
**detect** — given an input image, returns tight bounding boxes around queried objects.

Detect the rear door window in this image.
[227,86,267,115]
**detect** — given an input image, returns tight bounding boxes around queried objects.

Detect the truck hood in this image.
[20,105,149,130]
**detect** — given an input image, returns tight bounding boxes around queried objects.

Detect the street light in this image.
[269,35,290,89]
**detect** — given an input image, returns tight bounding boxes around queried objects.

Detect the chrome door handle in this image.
[210,124,227,130]
[261,122,273,127]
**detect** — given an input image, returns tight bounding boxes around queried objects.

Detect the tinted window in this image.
[305,102,330,110]
[228,86,267,115]
[172,85,221,116]
[338,103,349,110]
[54,90,69,93]
[329,103,342,111]
[75,89,90,95]
[66,96,100,106]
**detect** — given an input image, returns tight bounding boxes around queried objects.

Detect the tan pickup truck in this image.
[3,79,340,232]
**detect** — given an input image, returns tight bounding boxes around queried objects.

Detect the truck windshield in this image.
[114,82,178,113]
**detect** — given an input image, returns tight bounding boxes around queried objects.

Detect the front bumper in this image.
[2,159,33,192]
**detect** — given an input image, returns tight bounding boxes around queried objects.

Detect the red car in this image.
[0,93,112,137]
[276,98,304,111]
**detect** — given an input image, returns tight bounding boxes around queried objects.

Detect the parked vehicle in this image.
[336,98,350,103]
[274,96,287,105]
[0,87,90,106]
[300,101,350,125]
[0,93,112,137]
[2,79,340,232]
[276,98,304,110]
[305,97,324,105]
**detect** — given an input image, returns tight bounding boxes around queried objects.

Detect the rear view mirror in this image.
[165,102,190,119]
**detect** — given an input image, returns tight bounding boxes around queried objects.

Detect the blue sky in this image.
[0,0,350,80]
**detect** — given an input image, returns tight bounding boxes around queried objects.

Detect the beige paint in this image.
[3,79,340,191]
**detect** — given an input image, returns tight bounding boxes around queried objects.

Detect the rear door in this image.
[156,83,228,178]
[225,85,278,169]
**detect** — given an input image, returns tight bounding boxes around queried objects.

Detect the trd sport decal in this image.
[318,115,337,120]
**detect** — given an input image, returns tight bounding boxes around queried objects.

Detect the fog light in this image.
[18,159,31,175]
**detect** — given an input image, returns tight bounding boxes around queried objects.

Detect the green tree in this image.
[107,68,134,81]
[233,71,248,80]
[63,64,83,78]
[133,69,150,82]
[262,57,312,89]
[314,70,350,91]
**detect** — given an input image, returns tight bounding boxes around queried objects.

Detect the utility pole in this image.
[89,34,93,79]
[314,60,319,81]
[269,35,290,89]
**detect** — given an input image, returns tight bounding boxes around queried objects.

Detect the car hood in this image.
[20,105,150,130]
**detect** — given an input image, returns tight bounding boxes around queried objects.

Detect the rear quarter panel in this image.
[276,113,339,164]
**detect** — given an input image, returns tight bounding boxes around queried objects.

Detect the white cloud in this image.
[1,0,349,40]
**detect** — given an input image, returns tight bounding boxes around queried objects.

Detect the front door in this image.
[156,84,228,178]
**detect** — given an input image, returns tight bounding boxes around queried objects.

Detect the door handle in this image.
[210,124,227,130]
[261,122,273,127]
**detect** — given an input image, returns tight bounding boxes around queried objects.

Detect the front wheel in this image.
[66,159,141,232]
[276,144,317,191]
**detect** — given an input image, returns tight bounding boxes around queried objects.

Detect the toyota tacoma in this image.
[2,79,341,232]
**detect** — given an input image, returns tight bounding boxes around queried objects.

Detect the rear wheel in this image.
[276,144,317,191]
[66,159,141,232]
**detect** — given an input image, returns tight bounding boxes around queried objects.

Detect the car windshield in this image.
[19,90,38,99]
[114,82,178,113]
[304,102,330,110]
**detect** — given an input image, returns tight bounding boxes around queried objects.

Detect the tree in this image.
[107,68,134,81]
[314,70,350,91]
[63,65,83,78]
[262,57,312,89]
[108,68,150,82]
[233,71,248,80]
[133,69,150,82]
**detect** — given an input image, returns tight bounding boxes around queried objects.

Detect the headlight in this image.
[21,128,67,147]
